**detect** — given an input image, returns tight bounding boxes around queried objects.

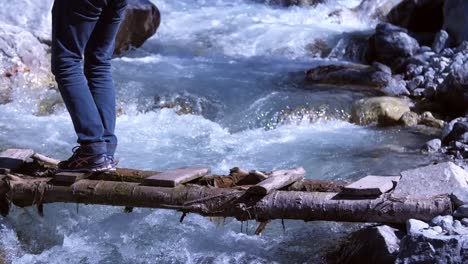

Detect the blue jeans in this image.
[51,0,127,155]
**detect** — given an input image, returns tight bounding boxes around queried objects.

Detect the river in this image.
[0,0,437,263]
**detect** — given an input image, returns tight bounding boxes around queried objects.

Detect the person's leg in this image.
[51,0,110,170]
[84,0,128,158]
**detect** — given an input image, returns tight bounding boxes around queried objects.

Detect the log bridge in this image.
[0,149,453,234]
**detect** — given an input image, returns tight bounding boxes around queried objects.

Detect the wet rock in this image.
[420,111,445,128]
[393,162,468,198]
[422,138,442,153]
[306,62,392,88]
[454,205,468,218]
[386,0,444,34]
[149,93,223,120]
[114,0,161,56]
[261,0,325,6]
[433,30,451,54]
[367,23,420,69]
[351,96,410,126]
[443,0,468,45]
[354,0,404,20]
[36,95,64,116]
[0,24,53,103]
[407,219,430,235]
[399,111,420,127]
[306,39,332,58]
[327,32,371,63]
[327,225,403,264]
[442,118,468,145]
[436,54,468,115]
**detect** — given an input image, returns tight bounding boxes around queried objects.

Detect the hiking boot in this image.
[58,146,112,172]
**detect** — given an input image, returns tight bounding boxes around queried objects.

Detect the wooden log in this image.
[341,176,400,196]
[0,149,34,170]
[2,175,452,224]
[54,172,90,184]
[143,167,211,187]
[32,153,60,166]
[248,167,306,195]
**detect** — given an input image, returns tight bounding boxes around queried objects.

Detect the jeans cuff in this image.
[80,142,107,155]
[106,143,117,156]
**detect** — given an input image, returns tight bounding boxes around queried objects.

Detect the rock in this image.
[454,205,468,218]
[351,96,411,126]
[431,215,455,232]
[399,111,420,127]
[393,162,468,199]
[443,0,468,45]
[397,232,468,263]
[327,32,371,63]
[114,0,161,56]
[305,62,392,88]
[265,0,325,6]
[0,24,53,103]
[407,219,430,235]
[387,0,445,34]
[354,0,404,20]
[436,56,468,115]
[442,118,468,145]
[306,39,332,58]
[433,30,451,54]
[367,23,420,69]
[327,225,403,264]
[462,218,468,226]
[422,138,442,153]
[420,111,445,128]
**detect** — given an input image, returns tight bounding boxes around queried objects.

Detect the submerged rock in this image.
[351,96,411,126]
[327,225,403,264]
[367,23,420,69]
[114,0,161,56]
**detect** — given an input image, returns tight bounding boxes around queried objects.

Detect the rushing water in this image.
[0,0,440,263]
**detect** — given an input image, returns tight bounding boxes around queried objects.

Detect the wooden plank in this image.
[341,175,400,196]
[54,172,90,184]
[247,167,306,195]
[143,167,211,187]
[32,153,60,166]
[0,149,35,170]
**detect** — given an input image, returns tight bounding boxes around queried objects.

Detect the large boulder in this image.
[367,23,420,70]
[443,0,468,45]
[436,53,468,115]
[114,0,161,56]
[393,162,468,202]
[351,96,411,126]
[0,24,53,104]
[386,0,445,34]
[327,225,403,264]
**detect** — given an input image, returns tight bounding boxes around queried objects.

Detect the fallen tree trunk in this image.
[1,175,452,224]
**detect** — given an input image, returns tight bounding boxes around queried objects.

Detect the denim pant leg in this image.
[84,0,128,157]
[51,0,110,155]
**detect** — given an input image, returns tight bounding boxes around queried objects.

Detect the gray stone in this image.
[396,231,468,263]
[422,138,442,153]
[431,226,443,234]
[420,111,445,128]
[431,215,454,232]
[367,23,420,69]
[327,225,403,264]
[305,63,393,88]
[436,58,468,114]
[393,162,468,198]
[342,175,400,196]
[443,118,468,145]
[462,218,468,226]
[400,111,420,127]
[407,219,430,235]
[408,76,424,90]
[412,88,425,97]
[444,0,468,45]
[351,96,411,126]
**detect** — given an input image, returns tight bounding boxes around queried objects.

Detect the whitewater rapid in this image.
[0,0,438,263]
